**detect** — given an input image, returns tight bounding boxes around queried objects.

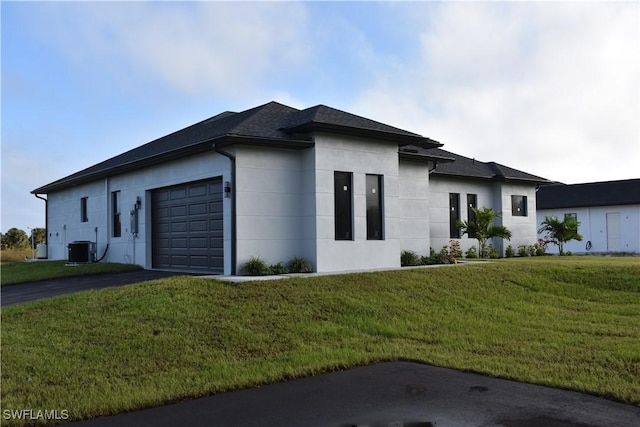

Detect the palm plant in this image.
[538,216,582,255]
[457,207,512,258]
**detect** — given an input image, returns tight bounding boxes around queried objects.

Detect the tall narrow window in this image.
[366,174,384,240]
[334,172,353,240]
[112,191,122,237]
[467,194,477,238]
[511,195,528,217]
[450,193,460,238]
[81,197,88,223]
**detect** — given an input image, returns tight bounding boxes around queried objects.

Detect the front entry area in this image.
[151,178,224,273]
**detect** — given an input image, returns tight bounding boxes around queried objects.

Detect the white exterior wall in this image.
[46,152,232,271]
[429,177,539,255]
[495,182,539,254]
[428,177,496,253]
[46,180,109,261]
[234,145,311,269]
[397,160,432,256]
[312,133,401,272]
[537,205,640,254]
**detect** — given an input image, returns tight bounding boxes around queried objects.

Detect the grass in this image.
[1,257,639,425]
[1,260,141,286]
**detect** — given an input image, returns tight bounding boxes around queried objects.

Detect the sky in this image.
[2,1,639,233]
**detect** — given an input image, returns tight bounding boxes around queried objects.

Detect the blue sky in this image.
[2,1,639,233]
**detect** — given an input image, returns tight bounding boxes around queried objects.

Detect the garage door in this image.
[152,178,223,273]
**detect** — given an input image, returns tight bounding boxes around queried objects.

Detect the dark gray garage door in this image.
[152,178,223,273]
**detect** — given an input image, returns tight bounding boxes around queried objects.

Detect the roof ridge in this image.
[487,161,506,179]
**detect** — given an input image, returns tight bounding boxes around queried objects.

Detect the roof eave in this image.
[212,134,314,150]
[285,122,442,149]
[31,135,315,194]
[399,151,455,164]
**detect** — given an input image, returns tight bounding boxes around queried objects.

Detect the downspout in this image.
[34,194,48,252]
[214,145,237,275]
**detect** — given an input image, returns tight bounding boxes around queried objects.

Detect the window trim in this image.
[467,194,477,238]
[511,195,528,217]
[449,193,460,238]
[334,171,353,241]
[112,191,122,238]
[366,174,384,240]
[81,197,88,223]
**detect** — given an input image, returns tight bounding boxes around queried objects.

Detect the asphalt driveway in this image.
[0,270,183,306]
[66,361,639,427]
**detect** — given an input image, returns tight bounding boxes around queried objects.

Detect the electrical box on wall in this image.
[130,208,139,235]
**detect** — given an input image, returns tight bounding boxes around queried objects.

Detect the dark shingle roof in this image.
[400,147,549,183]
[283,105,440,147]
[537,179,640,209]
[32,101,441,194]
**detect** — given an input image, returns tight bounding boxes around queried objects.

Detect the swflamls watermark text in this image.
[2,409,70,421]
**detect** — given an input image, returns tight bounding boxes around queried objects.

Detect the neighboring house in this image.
[32,101,548,274]
[536,179,640,254]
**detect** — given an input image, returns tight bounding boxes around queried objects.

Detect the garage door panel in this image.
[190,220,208,232]
[171,188,187,200]
[152,178,224,273]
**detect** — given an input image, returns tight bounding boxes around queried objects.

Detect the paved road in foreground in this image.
[67,361,639,427]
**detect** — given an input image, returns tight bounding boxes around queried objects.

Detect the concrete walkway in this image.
[67,361,640,427]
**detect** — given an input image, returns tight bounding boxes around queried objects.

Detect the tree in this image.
[1,228,29,249]
[457,207,512,258]
[538,216,582,255]
[30,228,46,245]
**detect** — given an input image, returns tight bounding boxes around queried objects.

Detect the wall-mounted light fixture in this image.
[224,181,231,198]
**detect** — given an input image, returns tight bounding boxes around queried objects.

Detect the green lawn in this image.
[1,257,639,425]
[1,260,141,286]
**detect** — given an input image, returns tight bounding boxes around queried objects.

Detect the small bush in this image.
[270,262,289,274]
[242,256,272,276]
[421,248,437,265]
[401,250,422,267]
[288,257,313,273]
[448,240,462,261]
[487,245,500,259]
[436,246,451,264]
[518,245,529,257]
[505,245,515,258]
[465,246,478,259]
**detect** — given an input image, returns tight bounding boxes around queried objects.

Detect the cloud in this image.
[351,2,640,184]
[28,2,310,99]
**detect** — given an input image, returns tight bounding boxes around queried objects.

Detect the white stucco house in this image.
[536,179,640,254]
[32,101,548,275]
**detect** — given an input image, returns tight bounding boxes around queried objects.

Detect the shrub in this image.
[487,245,500,259]
[465,245,478,259]
[505,245,515,258]
[421,248,438,265]
[270,262,289,275]
[436,246,451,264]
[401,250,422,267]
[448,240,463,261]
[242,256,272,276]
[288,257,313,273]
[518,245,528,257]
